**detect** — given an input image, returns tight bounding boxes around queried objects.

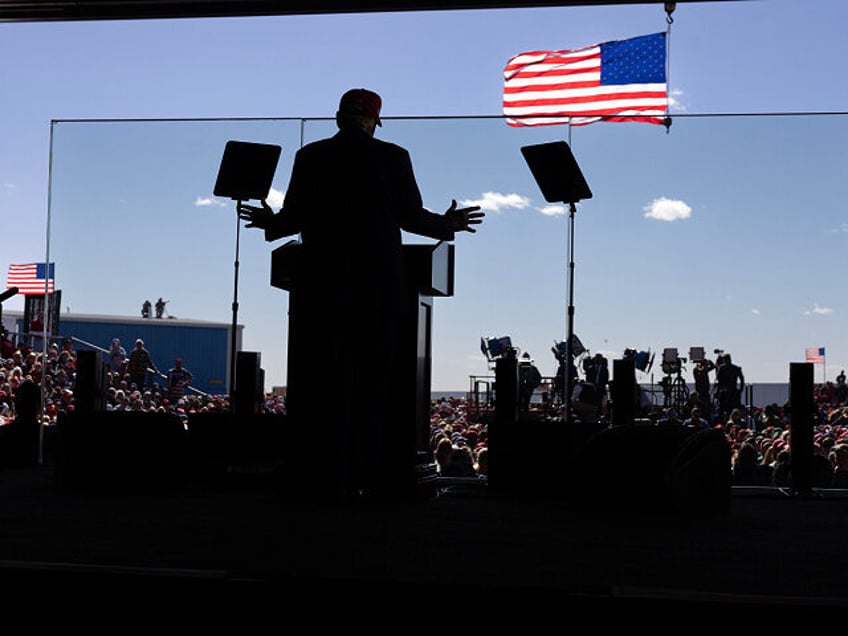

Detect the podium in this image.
[271,240,455,492]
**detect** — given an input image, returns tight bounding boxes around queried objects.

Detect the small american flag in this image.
[805,347,825,364]
[6,263,55,295]
[503,32,668,127]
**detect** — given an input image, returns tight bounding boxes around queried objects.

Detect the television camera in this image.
[661,347,686,376]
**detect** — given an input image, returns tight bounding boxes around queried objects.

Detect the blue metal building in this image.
[7,311,239,397]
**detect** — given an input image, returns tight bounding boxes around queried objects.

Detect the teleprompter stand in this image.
[213,140,281,408]
[521,141,592,422]
[0,286,18,326]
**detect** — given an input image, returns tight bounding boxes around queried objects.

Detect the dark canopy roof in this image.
[0,1,731,23]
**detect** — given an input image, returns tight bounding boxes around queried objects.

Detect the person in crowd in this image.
[440,444,477,477]
[771,449,792,487]
[0,326,15,359]
[517,352,542,413]
[683,406,710,429]
[474,446,488,478]
[835,371,848,406]
[692,357,716,414]
[108,338,126,374]
[732,441,771,486]
[715,353,745,421]
[758,403,782,430]
[830,443,848,488]
[582,353,609,415]
[167,357,193,404]
[127,339,159,391]
[434,437,454,475]
[551,346,578,410]
[725,407,748,435]
[685,391,705,421]
[571,378,600,422]
[656,407,682,425]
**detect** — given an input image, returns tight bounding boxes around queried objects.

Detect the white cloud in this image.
[265,187,285,210]
[803,304,834,316]
[460,191,531,214]
[194,196,227,207]
[668,88,686,113]
[194,188,284,210]
[751,308,760,315]
[643,197,692,222]
[540,204,567,217]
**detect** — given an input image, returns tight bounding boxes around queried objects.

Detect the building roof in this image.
[2,310,233,328]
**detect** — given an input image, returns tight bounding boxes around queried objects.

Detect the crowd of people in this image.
[430,396,488,479]
[0,334,290,431]
[721,385,848,489]
[429,389,848,488]
[5,327,848,490]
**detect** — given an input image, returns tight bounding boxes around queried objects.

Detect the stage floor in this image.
[1,462,847,619]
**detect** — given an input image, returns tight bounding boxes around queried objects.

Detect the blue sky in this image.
[2,0,847,392]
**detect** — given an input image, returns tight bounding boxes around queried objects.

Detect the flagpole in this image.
[39,123,57,466]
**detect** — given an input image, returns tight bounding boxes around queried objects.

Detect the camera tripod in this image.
[661,362,689,414]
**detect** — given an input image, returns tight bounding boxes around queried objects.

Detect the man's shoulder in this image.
[300,136,335,151]
[370,137,409,159]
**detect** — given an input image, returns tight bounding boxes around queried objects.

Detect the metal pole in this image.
[39,122,57,465]
[230,202,241,411]
[565,201,576,421]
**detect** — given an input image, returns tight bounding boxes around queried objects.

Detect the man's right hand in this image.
[237,199,274,229]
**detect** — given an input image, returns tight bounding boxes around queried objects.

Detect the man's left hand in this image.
[446,199,484,233]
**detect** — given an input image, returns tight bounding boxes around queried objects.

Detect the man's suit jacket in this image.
[265,127,455,314]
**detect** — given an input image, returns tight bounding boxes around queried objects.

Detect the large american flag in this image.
[503,32,668,127]
[805,347,826,364]
[6,263,55,295]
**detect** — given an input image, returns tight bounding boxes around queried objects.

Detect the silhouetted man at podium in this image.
[239,88,483,503]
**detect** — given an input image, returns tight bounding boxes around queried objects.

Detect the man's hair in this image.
[335,112,372,132]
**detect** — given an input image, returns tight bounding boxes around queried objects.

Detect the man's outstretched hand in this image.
[446,199,485,233]
[237,199,274,229]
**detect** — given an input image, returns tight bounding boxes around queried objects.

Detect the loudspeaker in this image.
[789,362,815,495]
[570,423,731,515]
[234,351,262,416]
[186,411,287,477]
[74,350,107,415]
[611,358,636,426]
[55,411,186,490]
[0,379,40,467]
[487,353,518,494]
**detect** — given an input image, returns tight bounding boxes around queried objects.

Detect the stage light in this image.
[481,336,513,361]
[624,348,654,373]
[553,335,585,361]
